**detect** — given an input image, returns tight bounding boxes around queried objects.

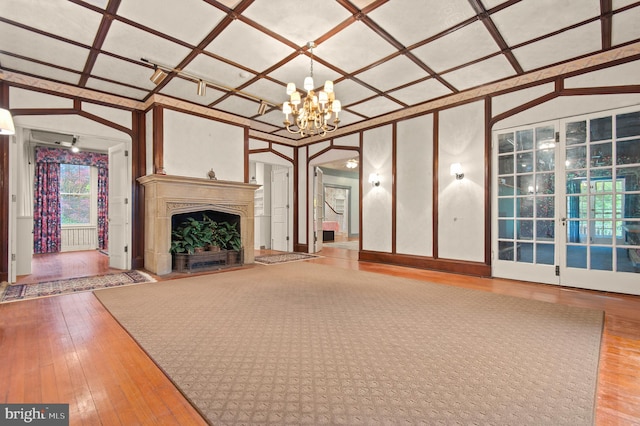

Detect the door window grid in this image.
[565,111,640,272]
[497,125,556,264]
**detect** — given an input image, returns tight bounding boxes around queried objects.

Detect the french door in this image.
[493,106,640,295]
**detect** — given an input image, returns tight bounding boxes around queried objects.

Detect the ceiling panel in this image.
[101,20,191,68]
[0,23,90,71]
[332,78,378,106]
[491,0,601,46]
[356,55,429,93]
[613,0,638,9]
[92,54,156,92]
[269,53,341,93]
[242,0,351,47]
[348,96,404,118]
[0,0,102,46]
[316,21,397,73]
[0,54,81,85]
[241,78,287,107]
[0,1,635,142]
[204,20,294,73]
[215,94,263,118]
[116,0,226,46]
[612,6,640,46]
[512,22,602,71]
[388,78,453,106]
[442,55,516,91]
[411,21,500,73]
[368,0,477,47]
[85,77,148,100]
[183,53,256,90]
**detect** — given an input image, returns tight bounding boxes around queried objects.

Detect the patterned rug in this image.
[254,252,319,265]
[95,263,603,425]
[1,271,155,303]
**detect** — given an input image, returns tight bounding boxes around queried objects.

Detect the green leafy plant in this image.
[170,216,216,254]
[217,221,242,251]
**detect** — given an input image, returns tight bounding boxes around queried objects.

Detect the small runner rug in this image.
[1,270,155,303]
[254,252,319,265]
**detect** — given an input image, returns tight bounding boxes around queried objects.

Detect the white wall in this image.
[163,109,244,181]
[494,60,640,130]
[438,101,485,262]
[362,125,393,252]
[396,115,433,256]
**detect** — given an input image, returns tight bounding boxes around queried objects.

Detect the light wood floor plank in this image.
[2,248,638,425]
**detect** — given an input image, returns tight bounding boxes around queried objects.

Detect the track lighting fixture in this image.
[150,66,168,85]
[141,57,276,112]
[197,80,206,96]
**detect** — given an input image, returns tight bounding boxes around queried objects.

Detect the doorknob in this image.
[560,217,567,226]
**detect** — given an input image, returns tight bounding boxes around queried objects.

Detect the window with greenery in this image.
[60,164,92,225]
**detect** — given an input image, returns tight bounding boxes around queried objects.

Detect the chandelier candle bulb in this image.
[304,76,314,91]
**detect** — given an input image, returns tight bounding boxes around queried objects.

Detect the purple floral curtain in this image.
[34,147,109,252]
[97,167,108,250]
[33,161,61,253]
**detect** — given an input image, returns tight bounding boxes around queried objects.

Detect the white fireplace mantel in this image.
[137,174,260,275]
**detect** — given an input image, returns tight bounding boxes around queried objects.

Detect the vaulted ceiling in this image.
[1,0,639,142]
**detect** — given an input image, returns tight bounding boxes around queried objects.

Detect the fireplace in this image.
[137,174,260,275]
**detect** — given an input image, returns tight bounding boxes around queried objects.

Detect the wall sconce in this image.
[450,163,464,180]
[0,108,16,135]
[368,173,380,187]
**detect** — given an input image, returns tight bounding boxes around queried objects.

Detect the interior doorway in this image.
[13,129,131,284]
[312,155,360,252]
[250,161,293,252]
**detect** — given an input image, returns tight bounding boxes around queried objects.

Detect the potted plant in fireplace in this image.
[170,217,214,254]
[218,221,242,265]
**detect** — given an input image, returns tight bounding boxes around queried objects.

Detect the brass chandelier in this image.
[282,42,341,137]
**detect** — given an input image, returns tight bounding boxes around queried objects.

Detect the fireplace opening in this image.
[170,210,243,273]
[171,210,241,236]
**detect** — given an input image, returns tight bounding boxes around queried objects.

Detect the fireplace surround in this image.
[137,174,260,275]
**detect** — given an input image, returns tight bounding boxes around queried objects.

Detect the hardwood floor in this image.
[1,248,639,425]
[15,250,121,285]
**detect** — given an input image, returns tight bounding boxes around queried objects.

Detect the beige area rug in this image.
[254,252,319,265]
[95,263,603,425]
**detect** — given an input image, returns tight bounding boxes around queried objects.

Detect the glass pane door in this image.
[493,123,559,284]
[560,109,640,294]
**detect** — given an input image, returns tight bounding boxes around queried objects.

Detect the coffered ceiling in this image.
[1,0,639,141]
